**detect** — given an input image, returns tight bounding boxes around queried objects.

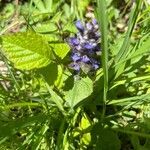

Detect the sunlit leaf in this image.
[50,42,70,59]
[1,31,54,70]
[65,77,93,108]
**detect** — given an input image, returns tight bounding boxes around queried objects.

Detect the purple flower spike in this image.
[69,37,79,46]
[75,20,84,31]
[82,55,90,63]
[68,18,100,73]
[71,53,81,61]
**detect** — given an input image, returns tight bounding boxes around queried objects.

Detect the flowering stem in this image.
[96,0,108,122]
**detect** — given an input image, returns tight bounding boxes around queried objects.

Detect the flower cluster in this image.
[68,19,101,73]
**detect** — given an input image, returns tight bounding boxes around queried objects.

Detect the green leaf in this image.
[33,0,46,12]
[91,125,121,150]
[50,42,70,59]
[78,0,90,12]
[108,93,150,106]
[38,63,58,86]
[46,83,65,114]
[80,113,91,145]
[63,22,77,33]
[44,0,53,12]
[1,31,53,70]
[34,22,58,33]
[65,77,93,108]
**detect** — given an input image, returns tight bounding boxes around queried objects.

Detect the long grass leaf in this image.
[114,0,142,78]
[115,0,142,62]
[96,0,108,121]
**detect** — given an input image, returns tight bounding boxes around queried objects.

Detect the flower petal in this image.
[69,37,79,46]
[75,20,84,31]
[71,52,81,61]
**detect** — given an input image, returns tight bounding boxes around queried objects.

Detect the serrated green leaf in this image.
[50,43,70,59]
[65,77,93,108]
[1,31,53,70]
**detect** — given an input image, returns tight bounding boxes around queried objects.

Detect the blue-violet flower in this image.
[68,19,101,73]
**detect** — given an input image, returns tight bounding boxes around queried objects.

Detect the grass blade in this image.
[96,0,108,121]
[114,0,142,78]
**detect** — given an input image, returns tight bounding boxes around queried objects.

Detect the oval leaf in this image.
[65,77,93,108]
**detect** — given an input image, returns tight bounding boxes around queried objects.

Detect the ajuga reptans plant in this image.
[68,19,101,73]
